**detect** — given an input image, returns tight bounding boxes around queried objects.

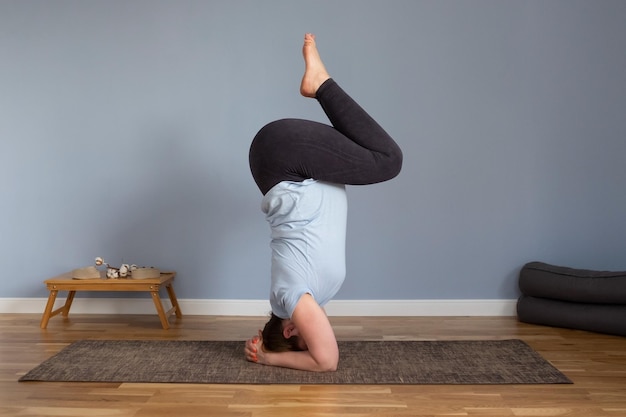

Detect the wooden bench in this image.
[41,271,182,329]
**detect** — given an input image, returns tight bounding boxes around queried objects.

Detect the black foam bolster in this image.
[519,261,626,304]
[517,295,626,337]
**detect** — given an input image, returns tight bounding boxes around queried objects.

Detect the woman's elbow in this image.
[316,355,339,372]
[324,361,338,372]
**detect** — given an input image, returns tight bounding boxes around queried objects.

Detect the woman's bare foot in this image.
[300,33,331,98]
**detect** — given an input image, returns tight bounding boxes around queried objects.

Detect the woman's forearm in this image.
[264,349,338,372]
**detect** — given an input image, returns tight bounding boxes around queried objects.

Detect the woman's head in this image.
[261,313,306,352]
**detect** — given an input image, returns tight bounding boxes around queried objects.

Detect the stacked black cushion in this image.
[517,261,626,336]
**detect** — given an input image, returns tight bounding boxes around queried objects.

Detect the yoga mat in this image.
[19,339,571,385]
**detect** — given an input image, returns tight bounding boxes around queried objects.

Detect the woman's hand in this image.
[244,330,266,364]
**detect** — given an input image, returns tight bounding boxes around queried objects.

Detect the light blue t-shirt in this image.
[262,179,347,319]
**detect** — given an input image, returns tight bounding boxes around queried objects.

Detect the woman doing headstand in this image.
[246,34,402,371]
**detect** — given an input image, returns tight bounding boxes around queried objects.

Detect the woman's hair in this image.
[261,313,304,352]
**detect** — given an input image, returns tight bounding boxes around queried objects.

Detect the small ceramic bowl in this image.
[72,266,102,280]
[131,267,161,279]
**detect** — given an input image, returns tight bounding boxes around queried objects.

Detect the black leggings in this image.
[249,79,403,195]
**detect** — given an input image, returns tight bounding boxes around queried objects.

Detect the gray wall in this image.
[2,0,625,301]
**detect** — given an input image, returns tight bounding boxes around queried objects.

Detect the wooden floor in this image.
[1,314,625,417]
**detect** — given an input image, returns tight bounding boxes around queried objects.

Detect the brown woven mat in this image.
[19,339,571,385]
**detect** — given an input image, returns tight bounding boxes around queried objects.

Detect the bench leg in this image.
[40,289,59,329]
[62,291,76,316]
[166,283,182,318]
[151,291,170,330]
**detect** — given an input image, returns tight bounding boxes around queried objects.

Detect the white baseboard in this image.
[0,297,517,316]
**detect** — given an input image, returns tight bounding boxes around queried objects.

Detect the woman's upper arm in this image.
[291,293,338,371]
